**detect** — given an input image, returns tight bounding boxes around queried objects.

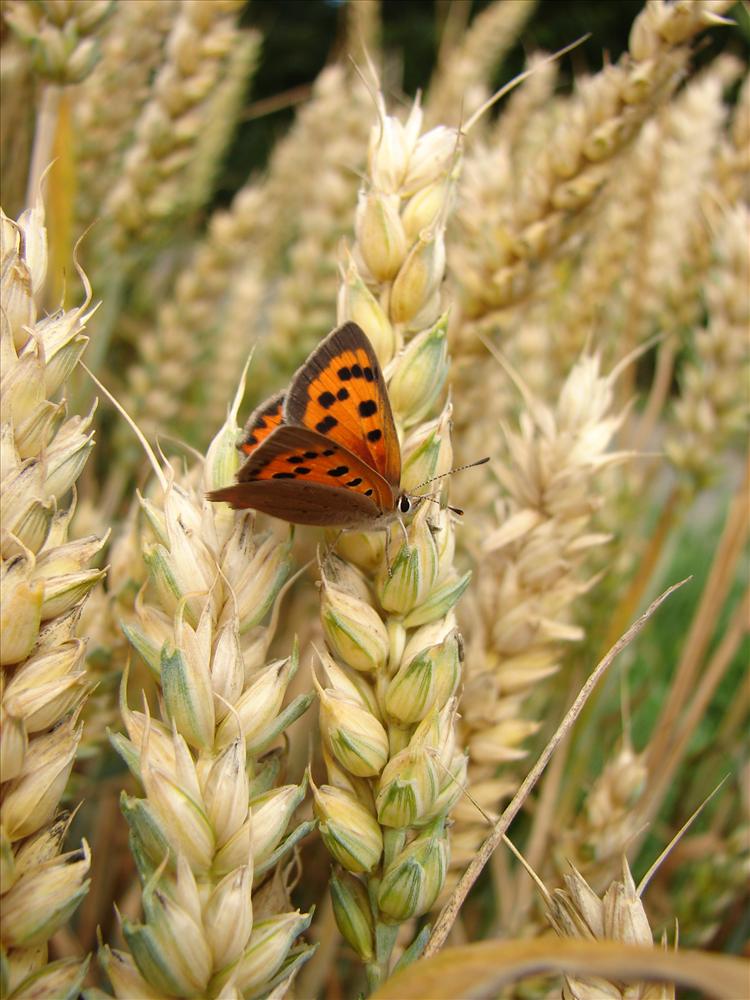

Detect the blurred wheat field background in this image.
[0,1,748,998]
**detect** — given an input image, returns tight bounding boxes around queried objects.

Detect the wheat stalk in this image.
[1,196,102,997]
[451,0,734,321]
[306,85,471,990]
[103,0,255,257]
[72,0,178,233]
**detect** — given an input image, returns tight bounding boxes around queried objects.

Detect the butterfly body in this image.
[208,323,411,530]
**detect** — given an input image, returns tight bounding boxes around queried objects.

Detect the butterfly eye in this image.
[397,495,412,515]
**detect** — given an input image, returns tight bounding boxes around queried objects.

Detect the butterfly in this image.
[207,322,421,529]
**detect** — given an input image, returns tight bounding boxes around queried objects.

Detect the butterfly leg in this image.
[319,529,344,572]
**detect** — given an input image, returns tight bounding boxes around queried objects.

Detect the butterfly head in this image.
[396,494,414,516]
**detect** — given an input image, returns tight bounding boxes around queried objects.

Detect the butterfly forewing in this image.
[238,392,285,457]
[283,322,401,490]
[209,323,404,528]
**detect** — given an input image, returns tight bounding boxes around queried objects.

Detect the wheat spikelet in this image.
[450,355,630,874]
[665,204,750,484]
[545,859,675,999]
[1,197,103,996]
[557,739,648,891]
[251,64,373,390]
[1,3,747,991]
[127,63,370,447]
[104,0,253,255]
[101,395,315,997]
[122,183,266,444]
[72,0,178,231]
[305,87,471,986]
[715,72,750,205]
[452,0,734,320]
[3,0,111,85]
[202,263,266,434]
[559,60,734,375]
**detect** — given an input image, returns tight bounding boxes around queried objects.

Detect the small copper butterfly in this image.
[208,322,464,528]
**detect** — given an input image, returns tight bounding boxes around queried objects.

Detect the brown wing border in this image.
[207,478,384,527]
[237,391,286,457]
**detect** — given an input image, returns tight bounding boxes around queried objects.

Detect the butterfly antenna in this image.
[411,456,490,494]
[417,493,465,517]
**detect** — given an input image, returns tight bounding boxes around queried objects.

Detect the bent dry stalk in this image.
[101,384,315,999]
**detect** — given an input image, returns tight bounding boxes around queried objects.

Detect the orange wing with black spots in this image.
[238,392,285,457]
[283,322,401,490]
[208,425,396,527]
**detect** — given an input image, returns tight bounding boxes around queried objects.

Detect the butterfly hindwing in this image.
[208,424,396,526]
[238,392,285,457]
[283,322,401,490]
[206,479,383,527]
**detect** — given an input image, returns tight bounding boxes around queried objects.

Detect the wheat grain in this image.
[0,197,101,995]
[102,391,315,996]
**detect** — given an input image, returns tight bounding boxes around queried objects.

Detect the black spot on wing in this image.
[327,466,349,477]
[318,391,335,409]
[273,472,295,479]
[358,400,377,417]
[316,416,338,433]
[367,429,382,442]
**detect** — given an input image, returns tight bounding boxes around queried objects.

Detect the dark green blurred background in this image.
[221,0,748,197]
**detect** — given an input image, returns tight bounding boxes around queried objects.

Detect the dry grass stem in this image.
[425,577,689,956]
